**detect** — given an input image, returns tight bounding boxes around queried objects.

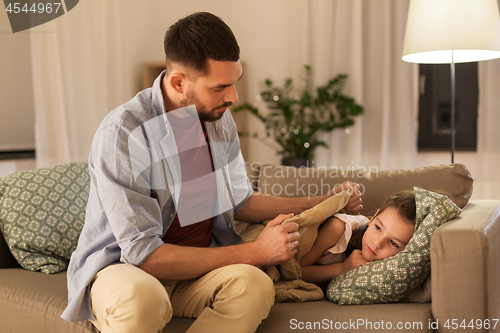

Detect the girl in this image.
[299,192,416,284]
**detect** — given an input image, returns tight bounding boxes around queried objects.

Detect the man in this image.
[61,12,362,333]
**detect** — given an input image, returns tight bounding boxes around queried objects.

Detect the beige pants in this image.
[90,263,275,333]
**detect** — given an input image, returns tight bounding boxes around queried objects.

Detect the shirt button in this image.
[170,213,174,218]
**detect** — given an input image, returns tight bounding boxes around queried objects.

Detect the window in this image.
[418,63,478,151]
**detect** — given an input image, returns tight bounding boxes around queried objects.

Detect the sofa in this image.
[0,161,499,333]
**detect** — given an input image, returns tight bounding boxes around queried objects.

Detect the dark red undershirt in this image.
[162,117,215,247]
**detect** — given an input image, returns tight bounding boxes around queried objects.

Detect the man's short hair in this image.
[164,12,240,76]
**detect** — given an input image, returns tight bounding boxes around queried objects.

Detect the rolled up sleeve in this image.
[90,121,165,266]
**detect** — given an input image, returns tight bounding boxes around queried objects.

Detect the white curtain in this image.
[30,1,155,168]
[282,0,418,171]
[477,59,500,199]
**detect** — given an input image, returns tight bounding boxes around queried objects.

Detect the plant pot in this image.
[281,157,312,168]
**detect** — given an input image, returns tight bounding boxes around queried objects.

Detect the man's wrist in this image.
[237,241,261,266]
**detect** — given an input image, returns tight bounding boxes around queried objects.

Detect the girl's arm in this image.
[299,216,346,266]
[299,216,345,284]
[301,261,347,284]
[299,216,368,284]
[301,250,368,284]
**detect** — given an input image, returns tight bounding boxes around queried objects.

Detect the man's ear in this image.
[166,71,186,94]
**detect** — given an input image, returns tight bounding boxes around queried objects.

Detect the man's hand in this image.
[342,249,368,272]
[326,181,363,213]
[252,213,300,266]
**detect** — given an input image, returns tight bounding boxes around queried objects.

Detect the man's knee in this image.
[221,264,275,304]
[215,264,275,330]
[124,276,170,311]
[91,265,172,333]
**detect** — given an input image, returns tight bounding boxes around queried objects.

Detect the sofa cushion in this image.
[0,268,433,333]
[326,187,461,305]
[255,163,473,216]
[0,163,90,274]
[0,269,97,333]
[256,301,433,333]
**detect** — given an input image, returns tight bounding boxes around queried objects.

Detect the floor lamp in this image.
[402,0,500,163]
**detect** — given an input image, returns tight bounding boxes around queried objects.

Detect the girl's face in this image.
[361,206,415,262]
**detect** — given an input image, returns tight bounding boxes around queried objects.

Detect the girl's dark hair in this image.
[379,191,416,226]
[164,12,240,76]
[344,191,416,257]
[344,223,368,258]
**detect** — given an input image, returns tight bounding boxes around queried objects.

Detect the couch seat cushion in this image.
[163,300,433,333]
[0,268,97,333]
[0,268,433,333]
[257,301,433,332]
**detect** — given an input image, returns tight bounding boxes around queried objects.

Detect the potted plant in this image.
[233,65,364,167]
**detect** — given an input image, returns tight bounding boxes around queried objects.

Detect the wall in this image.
[0,159,36,178]
[0,1,490,200]
[0,10,36,177]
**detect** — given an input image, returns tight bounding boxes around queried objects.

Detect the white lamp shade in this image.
[402,0,500,63]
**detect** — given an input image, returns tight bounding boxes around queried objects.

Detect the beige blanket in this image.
[238,188,353,302]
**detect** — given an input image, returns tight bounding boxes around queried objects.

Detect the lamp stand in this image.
[450,52,455,164]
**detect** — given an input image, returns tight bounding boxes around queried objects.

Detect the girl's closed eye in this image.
[390,240,400,248]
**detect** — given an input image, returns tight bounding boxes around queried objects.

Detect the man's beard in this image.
[180,87,232,122]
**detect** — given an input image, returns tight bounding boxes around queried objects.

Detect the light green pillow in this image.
[0,163,89,274]
[326,186,461,305]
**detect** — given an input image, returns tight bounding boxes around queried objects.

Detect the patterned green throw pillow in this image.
[0,163,89,274]
[326,186,462,305]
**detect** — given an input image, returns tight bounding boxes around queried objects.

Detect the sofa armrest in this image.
[431,200,500,333]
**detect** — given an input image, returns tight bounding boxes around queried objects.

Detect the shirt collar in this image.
[152,70,167,119]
